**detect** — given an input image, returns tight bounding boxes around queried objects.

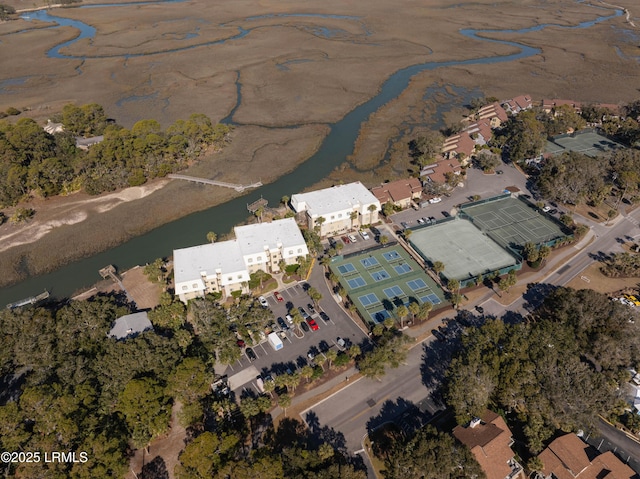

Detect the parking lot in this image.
[390,161,531,229]
[224,275,368,394]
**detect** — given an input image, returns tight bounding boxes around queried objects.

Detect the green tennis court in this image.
[329,245,445,324]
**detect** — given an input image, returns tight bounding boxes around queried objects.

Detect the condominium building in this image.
[291,181,380,237]
[173,218,308,303]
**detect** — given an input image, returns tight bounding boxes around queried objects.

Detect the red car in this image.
[237,339,246,348]
[341,235,350,244]
[274,291,284,302]
[306,318,319,331]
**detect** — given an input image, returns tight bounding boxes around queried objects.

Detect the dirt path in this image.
[127,401,187,479]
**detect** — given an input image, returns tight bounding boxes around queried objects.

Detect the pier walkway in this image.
[167,174,262,192]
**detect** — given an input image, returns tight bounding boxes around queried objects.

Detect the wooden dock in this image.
[99,265,135,304]
[167,174,262,192]
[6,290,49,310]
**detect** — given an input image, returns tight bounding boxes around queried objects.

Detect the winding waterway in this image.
[0,2,623,306]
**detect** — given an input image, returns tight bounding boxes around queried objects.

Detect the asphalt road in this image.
[304,337,441,453]
[585,418,640,473]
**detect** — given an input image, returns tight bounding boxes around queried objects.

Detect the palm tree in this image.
[325,349,337,369]
[315,216,326,234]
[291,309,305,334]
[418,301,433,322]
[433,261,445,277]
[396,304,409,328]
[348,344,361,360]
[379,235,389,245]
[408,302,420,323]
[300,365,314,383]
[206,231,217,243]
[350,211,358,230]
[278,393,291,417]
[368,204,377,224]
[263,379,275,398]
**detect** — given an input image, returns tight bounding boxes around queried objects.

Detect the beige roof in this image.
[453,410,516,479]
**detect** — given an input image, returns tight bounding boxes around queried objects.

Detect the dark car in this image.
[320,311,330,322]
[307,303,316,314]
[496,170,503,175]
[246,348,257,361]
[548,208,558,215]
[300,321,310,333]
[475,305,484,314]
[306,318,319,331]
[277,316,289,330]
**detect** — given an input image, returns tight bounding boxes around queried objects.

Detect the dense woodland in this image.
[0,291,367,478]
[444,288,640,455]
[0,104,231,207]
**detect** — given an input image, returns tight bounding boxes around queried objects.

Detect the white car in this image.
[429,197,442,204]
[360,230,370,240]
[542,206,551,212]
[348,234,357,243]
[258,296,269,307]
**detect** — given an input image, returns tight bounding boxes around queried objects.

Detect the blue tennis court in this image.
[382,251,400,261]
[420,293,441,304]
[407,278,428,291]
[359,293,379,307]
[347,276,366,289]
[370,269,391,282]
[372,310,391,323]
[360,257,380,268]
[394,263,412,274]
[337,263,356,274]
[383,285,404,298]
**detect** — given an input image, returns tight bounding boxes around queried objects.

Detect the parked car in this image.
[548,208,558,215]
[298,306,309,319]
[542,206,551,212]
[307,303,316,314]
[258,296,269,307]
[277,316,289,330]
[246,348,257,361]
[336,337,346,348]
[300,321,310,332]
[475,305,484,314]
[320,311,330,322]
[360,230,370,240]
[496,170,503,175]
[348,234,357,243]
[306,318,319,331]
[285,314,294,324]
[401,221,410,229]
[274,291,284,302]
[237,339,246,348]
[429,216,436,223]
[417,218,425,224]
[342,235,351,244]
[429,197,442,204]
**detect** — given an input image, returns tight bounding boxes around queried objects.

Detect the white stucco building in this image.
[291,182,380,237]
[173,218,308,303]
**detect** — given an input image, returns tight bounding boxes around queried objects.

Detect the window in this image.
[228,277,232,281]
[192,283,198,288]
[298,248,302,253]
[331,215,335,220]
[182,285,188,291]
[237,275,242,279]
[257,256,262,261]
[338,213,342,218]
[248,258,253,263]
[289,250,293,255]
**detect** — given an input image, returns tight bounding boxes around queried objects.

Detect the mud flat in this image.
[0,0,639,290]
